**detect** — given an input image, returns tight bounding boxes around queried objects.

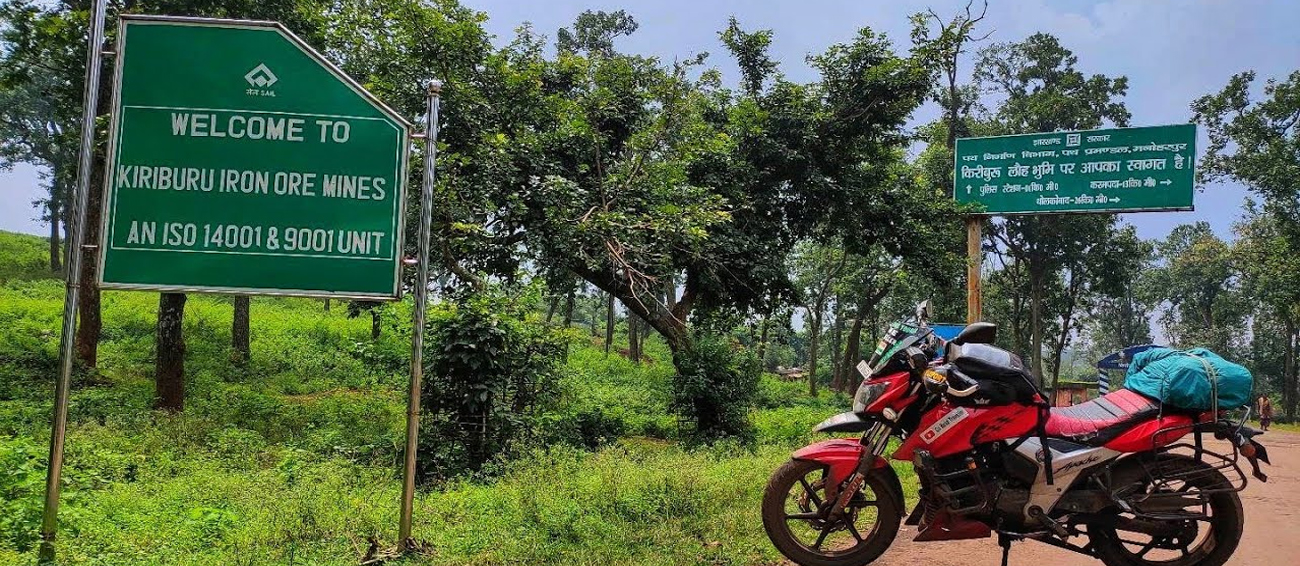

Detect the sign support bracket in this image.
[398,79,442,547]
[40,0,110,562]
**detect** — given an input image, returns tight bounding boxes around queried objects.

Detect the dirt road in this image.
[870,430,1300,566]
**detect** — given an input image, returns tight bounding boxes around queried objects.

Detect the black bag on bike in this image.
[942,343,1041,407]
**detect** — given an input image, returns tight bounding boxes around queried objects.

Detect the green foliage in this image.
[419,285,569,478]
[559,342,675,440]
[1140,222,1246,354]
[1194,70,1300,213]
[0,230,54,284]
[0,436,44,551]
[670,333,760,443]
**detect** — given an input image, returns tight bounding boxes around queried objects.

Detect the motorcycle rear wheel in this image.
[761,459,901,566]
[1089,454,1244,566]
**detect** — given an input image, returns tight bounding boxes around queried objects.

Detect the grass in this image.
[1255,420,1300,433]
[0,231,882,566]
[0,230,56,284]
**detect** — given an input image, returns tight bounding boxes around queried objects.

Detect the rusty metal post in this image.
[966,216,983,324]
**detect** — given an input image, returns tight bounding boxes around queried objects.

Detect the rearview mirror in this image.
[915,300,933,322]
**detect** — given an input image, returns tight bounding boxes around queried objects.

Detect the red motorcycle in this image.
[763,302,1271,566]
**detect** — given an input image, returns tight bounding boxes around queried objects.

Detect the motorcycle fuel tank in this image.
[894,401,1040,461]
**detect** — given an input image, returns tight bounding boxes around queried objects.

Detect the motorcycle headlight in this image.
[853,381,890,413]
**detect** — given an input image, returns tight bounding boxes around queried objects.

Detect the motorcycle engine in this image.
[914,443,1039,528]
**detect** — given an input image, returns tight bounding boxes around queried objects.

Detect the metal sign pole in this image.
[399,79,442,545]
[39,0,109,562]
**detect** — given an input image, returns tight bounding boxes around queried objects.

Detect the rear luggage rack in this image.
[1139,417,1250,502]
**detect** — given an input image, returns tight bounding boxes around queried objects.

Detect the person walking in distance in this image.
[1257,395,1273,431]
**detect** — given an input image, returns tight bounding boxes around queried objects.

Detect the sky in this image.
[3,0,1298,242]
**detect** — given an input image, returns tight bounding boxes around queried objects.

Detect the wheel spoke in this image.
[798,477,823,508]
[812,525,832,550]
[847,499,878,508]
[846,519,865,542]
[785,512,820,521]
[1136,539,1160,558]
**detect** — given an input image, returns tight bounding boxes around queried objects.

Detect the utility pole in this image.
[966,216,983,324]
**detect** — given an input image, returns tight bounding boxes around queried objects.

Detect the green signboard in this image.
[954,124,1195,215]
[99,16,411,299]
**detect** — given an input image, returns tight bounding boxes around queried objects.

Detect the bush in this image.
[671,333,760,443]
[418,285,569,479]
[0,437,45,552]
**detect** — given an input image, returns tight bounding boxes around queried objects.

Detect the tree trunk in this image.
[840,315,865,393]
[62,188,73,278]
[628,315,641,362]
[155,293,187,412]
[604,292,615,355]
[663,273,677,312]
[48,204,62,273]
[1049,277,1080,400]
[807,309,822,398]
[546,295,560,324]
[323,298,330,312]
[563,287,576,327]
[371,309,382,340]
[1285,317,1298,420]
[231,296,250,363]
[829,307,843,390]
[757,312,771,369]
[1029,264,1045,389]
[568,263,695,356]
[75,145,106,368]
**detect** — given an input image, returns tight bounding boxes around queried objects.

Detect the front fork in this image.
[830,422,893,515]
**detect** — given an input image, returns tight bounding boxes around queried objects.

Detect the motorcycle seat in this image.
[1045,389,1160,446]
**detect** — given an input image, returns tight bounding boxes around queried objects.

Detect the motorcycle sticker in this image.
[921,407,969,443]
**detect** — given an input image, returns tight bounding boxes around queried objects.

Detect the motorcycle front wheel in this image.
[761,459,901,566]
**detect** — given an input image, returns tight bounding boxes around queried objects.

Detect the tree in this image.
[434,14,941,353]
[0,0,112,366]
[1141,222,1245,354]
[1234,202,1300,418]
[1192,69,1300,418]
[0,0,87,274]
[0,69,74,273]
[791,241,848,396]
[1042,222,1147,390]
[831,246,901,392]
[911,0,990,160]
[1194,70,1300,222]
[974,33,1130,383]
[1086,277,1156,358]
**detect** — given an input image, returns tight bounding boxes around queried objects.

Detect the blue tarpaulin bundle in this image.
[1124,347,1253,411]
